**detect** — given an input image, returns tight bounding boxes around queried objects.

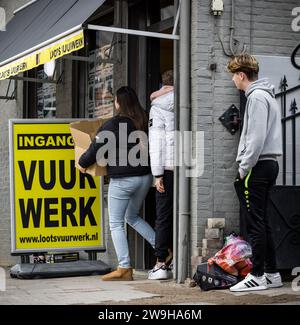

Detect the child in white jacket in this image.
[148,70,174,280]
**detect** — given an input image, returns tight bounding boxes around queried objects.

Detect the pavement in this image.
[0,267,300,305]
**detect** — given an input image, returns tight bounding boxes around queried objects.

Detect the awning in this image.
[0,0,106,80]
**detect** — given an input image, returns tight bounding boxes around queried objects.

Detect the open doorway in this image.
[144,33,174,270]
[127,0,175,270]
[84,0,177,271]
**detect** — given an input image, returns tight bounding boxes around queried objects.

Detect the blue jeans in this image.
[108,174,155,268]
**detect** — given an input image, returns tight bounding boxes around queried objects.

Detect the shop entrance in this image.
[21,0,178,271]
[127,1,175,270]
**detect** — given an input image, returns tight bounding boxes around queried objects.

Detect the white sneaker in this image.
[148,264,169,280]
[264,272,283,288]
[230,273,268,292]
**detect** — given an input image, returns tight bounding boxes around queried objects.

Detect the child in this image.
[148,70,174,280]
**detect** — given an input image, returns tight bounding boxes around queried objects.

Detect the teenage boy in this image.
[227,53,283,292]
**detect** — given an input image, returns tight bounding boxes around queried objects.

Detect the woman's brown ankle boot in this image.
[101,267,133,281]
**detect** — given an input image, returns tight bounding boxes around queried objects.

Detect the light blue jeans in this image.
[108,174,155,268]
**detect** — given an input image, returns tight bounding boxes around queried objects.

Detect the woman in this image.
[78,86,155,281]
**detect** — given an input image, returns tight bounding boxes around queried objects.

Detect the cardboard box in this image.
[69,119,109,176]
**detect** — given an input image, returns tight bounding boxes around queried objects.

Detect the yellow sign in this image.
[0,30,84,80]
[10,120,103,253]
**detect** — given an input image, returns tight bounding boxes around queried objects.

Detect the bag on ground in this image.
[193,262,238,291]
[207,233,253,277]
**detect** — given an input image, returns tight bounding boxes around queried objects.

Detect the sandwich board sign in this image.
[9,119,104,254]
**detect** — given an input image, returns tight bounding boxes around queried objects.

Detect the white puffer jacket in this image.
[149,91,175,176]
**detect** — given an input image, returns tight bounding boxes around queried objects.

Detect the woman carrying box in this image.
[78,86,155,281]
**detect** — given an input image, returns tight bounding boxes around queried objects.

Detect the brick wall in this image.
[190,0,299,263]
[0,0,28,266]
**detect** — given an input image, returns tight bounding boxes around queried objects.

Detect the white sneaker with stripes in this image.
[264,272,283,288]
[229,273,267,292]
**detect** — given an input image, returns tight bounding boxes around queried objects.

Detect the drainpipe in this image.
[173,0,179,281]
[177,0,191,283]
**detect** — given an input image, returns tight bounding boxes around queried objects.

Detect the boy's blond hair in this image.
[227,53,259,81]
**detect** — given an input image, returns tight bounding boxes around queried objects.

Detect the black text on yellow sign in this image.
[11,122,103,253]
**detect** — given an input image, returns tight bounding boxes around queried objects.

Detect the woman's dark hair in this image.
[115,86,148,132]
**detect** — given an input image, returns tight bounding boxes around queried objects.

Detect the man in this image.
[148,70,174,280]
[227,53,283,292]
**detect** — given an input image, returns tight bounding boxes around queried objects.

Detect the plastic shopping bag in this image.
[208,234,252,276]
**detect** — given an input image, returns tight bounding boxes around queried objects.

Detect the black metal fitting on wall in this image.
[219,104,241,135]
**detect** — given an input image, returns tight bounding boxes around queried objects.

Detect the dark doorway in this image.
[127,0,175,270]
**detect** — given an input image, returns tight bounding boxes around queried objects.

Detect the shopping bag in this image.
[208,234,252,276]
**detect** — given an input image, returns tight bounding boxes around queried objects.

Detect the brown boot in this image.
[101,267,133,281]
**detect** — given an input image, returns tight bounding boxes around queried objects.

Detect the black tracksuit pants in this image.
[234,160,279,276]
[155,170,174,262]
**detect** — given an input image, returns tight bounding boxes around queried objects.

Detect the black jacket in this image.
[79,115,151,178]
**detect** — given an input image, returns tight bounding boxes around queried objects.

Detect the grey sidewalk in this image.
[1,267,300,305]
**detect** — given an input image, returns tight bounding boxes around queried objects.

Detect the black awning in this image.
[0,0,106,80]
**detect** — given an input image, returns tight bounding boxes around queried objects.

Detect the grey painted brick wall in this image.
[190,0,299,261]
[0,0,28,266]
[0,84,22,266]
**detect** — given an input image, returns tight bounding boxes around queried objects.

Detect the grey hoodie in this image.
[236,78,282,177]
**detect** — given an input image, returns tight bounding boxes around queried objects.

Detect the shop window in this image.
[86,6,116,119]
[23,63,58,119]
[88,32,115,118]
[36,68,56,118]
